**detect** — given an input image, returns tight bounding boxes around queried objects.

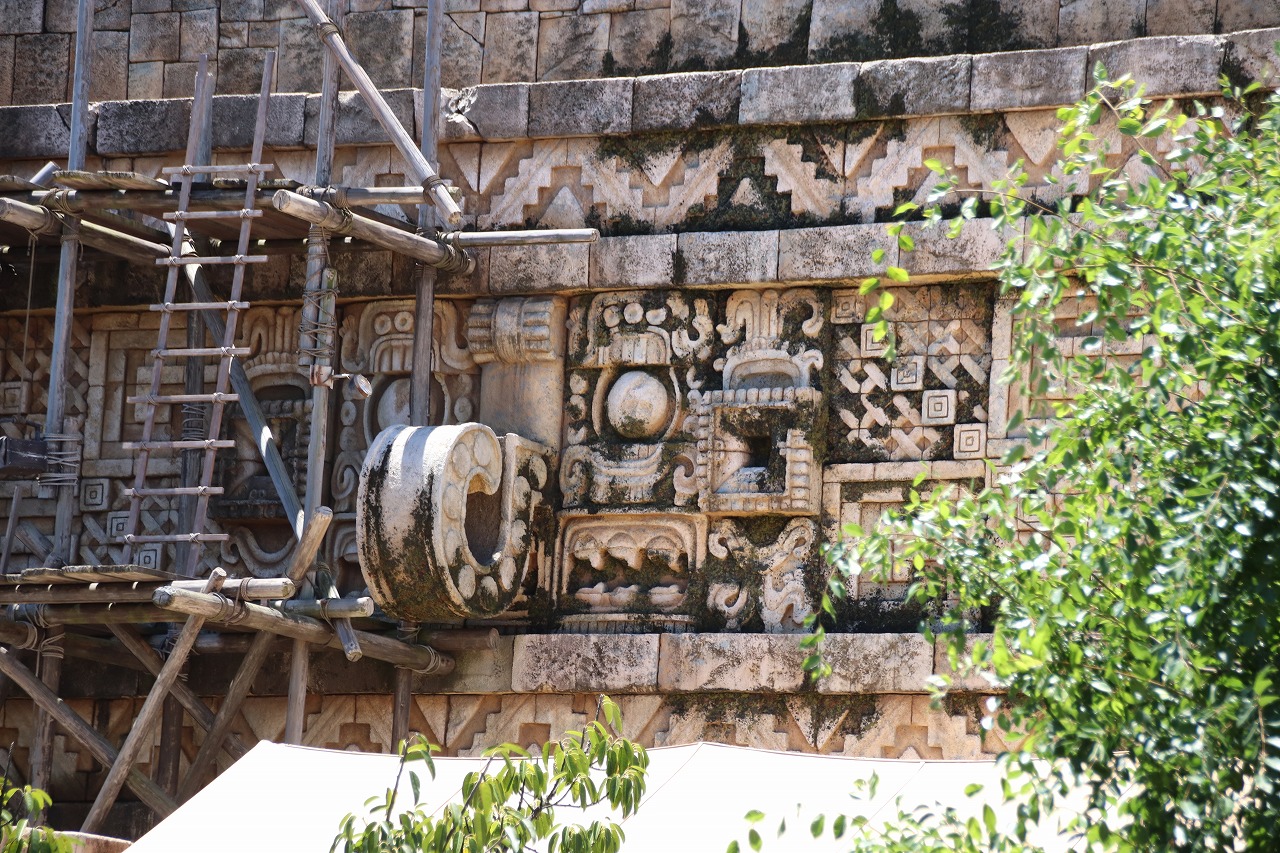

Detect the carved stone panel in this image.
[702,517,820,633]
[828,283,993,463]
[560,291,715,510]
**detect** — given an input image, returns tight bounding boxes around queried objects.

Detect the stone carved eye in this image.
[606,370,672,440]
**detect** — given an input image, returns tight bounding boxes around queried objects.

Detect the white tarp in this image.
[129,741,1086,852]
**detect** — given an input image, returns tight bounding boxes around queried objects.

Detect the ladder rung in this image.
[125,486,225,497]
[126,393,238,405]
[161,164,273,176]
[153,346,251,358]
[150,301,249,313]
[121,533,231,543]
[164,209,263,221]
[156,255,268,266]
[121,440,236,451]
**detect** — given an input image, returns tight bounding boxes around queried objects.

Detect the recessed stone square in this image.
[920,389,956,426]
[79,478,111,512]
[954,423,987,459]
[889,355,924,391]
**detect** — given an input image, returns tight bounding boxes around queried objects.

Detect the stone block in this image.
[740,62,859,125]
[740,0,810,57]
[42,0,74,32]
[94,0,130,30]
[416,636,516,694]
[1,0,44,33]
[676,229,778,285]
[132,0,170,11]
[858,55,970,118]
[302,87,417,146]
[482,0,527,8]
[441,82,530,140]
[933,634,1004,692]
[437,245,490,295]
[179,8,217,62]
[1216,0,1280,32]
[163,61,204,98]
[127,60,165,99]
[1145,0,1214,35]
[489,242,590,292]
[447,0,481,8]
[632,69,740,131]
[806,0,871,60]
[174,0,217,9]
[1004,0,1060,50]
[96,98,189,155]
[0,104,79,159]
[528,77,631,136]
[215,47,273,95]
[657,634,806,692]
[669,0,738,68]
[246,20,280,47]
[12,34,69,105]
[536,10,609,80]
[900,219,1011,277]
[512,634,660,693]
[212,92,305,149]
[347,10,415,89]
[277,16,322,93]
[129,12,180,62]
[222,0,264,21]
[88,30,129,103]
[1224,27,1280,85]
[219,22,249,49]
[0,37,12,105]
[818,633,934,693]
[1089,34,1224,96]
[531,0,577,8]
[777,223,894,281]
[482,11,539,82]
[590,233,676,288]
[607,8,669,73]
[442,12,485,90]
[971,46,1088,112]
[261,0,297,19]
[1058,0,1145,46]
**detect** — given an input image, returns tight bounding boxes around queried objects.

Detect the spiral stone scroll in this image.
[356,423,550,620]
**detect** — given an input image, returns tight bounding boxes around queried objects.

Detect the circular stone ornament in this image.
[357,423,530,620]
[605,370,672,439]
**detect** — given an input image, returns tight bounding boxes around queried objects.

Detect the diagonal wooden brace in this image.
[176,509,332,802]
[0,646,176,817]
[81,569,226,833]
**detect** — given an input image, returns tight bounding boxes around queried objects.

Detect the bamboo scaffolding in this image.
[0,646,177,817]
[0,577,293,605]
[10,185,434,213]
[279,596,374,619]
[0,620,144,671]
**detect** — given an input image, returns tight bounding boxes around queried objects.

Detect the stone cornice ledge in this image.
[439,219,1015,297]
[0,29,1276,161]
[502,633,1003,696]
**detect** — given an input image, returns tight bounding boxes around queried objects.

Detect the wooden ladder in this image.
[119,57,275,576]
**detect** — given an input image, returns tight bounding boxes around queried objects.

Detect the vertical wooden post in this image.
[286,0,345,747]
[395,0,447,751]
[33,0,94,813]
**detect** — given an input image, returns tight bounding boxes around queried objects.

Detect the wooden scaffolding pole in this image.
[290,0,463,228]
[0,647,177,817]
[81,570,228,832]
[289,0,350,744]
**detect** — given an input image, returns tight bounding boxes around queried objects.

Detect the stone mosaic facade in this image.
[0,0,1278,835]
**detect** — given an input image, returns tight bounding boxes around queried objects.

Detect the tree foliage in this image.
[796,68,1280,850]
[332,697,647,853]
[0,781,69,853]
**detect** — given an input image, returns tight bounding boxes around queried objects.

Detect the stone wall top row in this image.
[1,29,1275,161]
[1,0,1276,108]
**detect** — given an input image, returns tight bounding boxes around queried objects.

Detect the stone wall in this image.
[0,0,1275,106]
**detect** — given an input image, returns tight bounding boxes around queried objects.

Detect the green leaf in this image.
[886,266,910,282]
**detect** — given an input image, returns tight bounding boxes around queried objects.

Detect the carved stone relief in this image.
[556,513,705,630]
[704,517,819,633]
[358,423,552,620]
[560,291,714,510]
[828,283,993,463]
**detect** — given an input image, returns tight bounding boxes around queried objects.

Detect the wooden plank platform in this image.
[1,565,180,585]
[0,175,43,191]
[53,170,170,191]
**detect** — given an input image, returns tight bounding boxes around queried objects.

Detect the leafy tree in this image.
[333,697,647,853]
[0,780,69,853]
[791,68,1280,851]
